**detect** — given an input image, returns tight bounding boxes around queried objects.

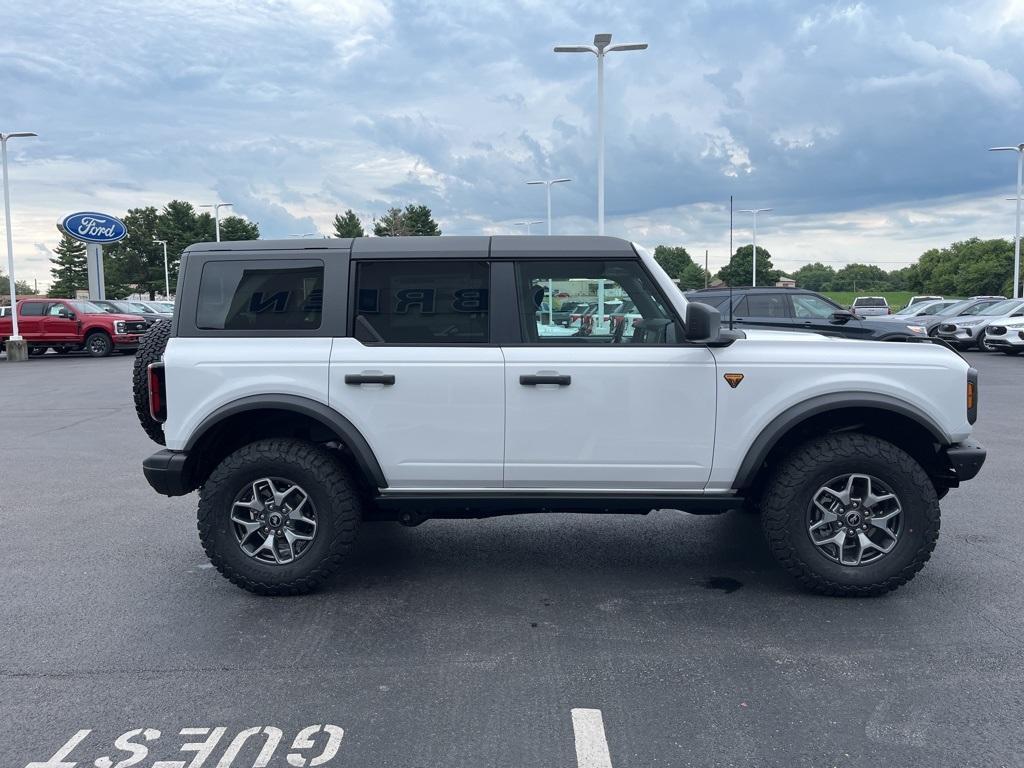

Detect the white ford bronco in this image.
[135,236,986,596]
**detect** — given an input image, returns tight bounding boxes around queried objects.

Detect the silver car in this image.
[936,298,1024,351]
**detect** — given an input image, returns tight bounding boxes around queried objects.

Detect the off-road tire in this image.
[85,331,113,357]
[760,432,940,597]
[132,320,171,445]
[197,439,361,596]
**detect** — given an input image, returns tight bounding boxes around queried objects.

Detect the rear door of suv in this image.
[331,238,505,490]
[732,291,795,332]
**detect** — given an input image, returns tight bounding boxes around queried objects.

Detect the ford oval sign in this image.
[60,212,128,244]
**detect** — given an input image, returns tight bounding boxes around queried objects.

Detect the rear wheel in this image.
[197,439,361,595]
[84,331,112,357]
[760,433,939,596]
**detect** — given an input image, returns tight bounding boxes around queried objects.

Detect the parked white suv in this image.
[134,236,986,597]
[851,296,890,316]
[982,319,1024,355]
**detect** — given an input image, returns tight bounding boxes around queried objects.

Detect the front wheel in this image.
[760,433,940,596]
[84,331,113,357]
[976,329,997,353]
[197,439,361,595]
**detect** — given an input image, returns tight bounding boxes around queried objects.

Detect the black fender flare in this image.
[732,392,950,490]
[185,394,388,488]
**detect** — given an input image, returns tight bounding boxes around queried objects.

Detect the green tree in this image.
[791,262,836,292]
[48,231,89,297]
[653,245,708,289]
[888,264,921,292]
[103,206,161,298]
[716,244,779,287]
[912,238,1013,296]
[373,204,441,236]
[217,216,260,242]
[0,271,36,297]
[333,209,365,238]
[832,263,891,292]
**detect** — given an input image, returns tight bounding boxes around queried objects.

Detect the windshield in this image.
[979,300,1023,316]
[125,301,153,313]
[70,300,106,314]
[893,301,939,316]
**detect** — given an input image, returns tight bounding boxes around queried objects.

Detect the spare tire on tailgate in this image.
[132,319,171,445]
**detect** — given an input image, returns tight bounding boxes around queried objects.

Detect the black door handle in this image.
[520,374,571,386]
[345,373,395,386]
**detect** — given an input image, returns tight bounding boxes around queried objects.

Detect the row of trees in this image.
[47,202,443,299]
[654,237,1019,296]
[332,205,441,238]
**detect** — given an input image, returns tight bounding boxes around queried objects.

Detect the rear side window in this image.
[196,260,324,331]
[353,260,489,344]
[20,302,45,316]
[745,293,790,317]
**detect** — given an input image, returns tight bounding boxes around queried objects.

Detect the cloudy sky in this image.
[3,0,1024,288]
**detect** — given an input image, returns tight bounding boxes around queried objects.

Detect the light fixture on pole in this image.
[153,239,169,298]
[200,202,233,242]
[737,208,773,287]
[513,220,544,235]
[1,131,37,354]
[990,144,1024,298]
[555,34,647,236]
[526,178,572,235]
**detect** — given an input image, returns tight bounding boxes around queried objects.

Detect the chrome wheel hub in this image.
[807,473,902,566]
[230,477,317,565]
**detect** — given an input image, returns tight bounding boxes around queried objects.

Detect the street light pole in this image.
[555,34,647,236]
[1,131,37,348]
[516,220,550,323]
[153,239,169,297]
[737,208,773,287]
[526,178,572,235]
[200,202,233,242]
[991,145,1024,298]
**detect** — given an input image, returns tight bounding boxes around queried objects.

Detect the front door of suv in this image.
[502,258,716,490]
[331,255,505,490]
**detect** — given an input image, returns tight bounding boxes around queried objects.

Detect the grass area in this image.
[821,291,916,310]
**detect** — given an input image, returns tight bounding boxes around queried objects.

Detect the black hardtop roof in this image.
[184,235,638,259]
[689,285,813,294]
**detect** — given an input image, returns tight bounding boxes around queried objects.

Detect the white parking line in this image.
[571,708,614,768]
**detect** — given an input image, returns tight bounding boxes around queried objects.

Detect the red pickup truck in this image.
[0,298,150,357]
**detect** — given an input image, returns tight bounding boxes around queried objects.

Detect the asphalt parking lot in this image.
[1,350,1021,768]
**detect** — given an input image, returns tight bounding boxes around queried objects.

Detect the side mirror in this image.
[684,302,721,343]
[832,310,854,323]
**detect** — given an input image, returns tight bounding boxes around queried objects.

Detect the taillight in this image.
[148,362,167,422]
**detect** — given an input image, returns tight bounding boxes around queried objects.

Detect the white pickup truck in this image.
[134,236,985,597]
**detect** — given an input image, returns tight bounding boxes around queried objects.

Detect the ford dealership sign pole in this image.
[59,212,128,301]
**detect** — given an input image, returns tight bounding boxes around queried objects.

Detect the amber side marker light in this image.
[967,380,975,410]
[724,373,744,389]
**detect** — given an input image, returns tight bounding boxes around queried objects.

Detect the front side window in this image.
[196,260,324,331]
[516,259,674,344]
[353,260,489,344]
[792,294,840,319]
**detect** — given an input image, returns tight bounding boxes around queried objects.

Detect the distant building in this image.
[775,275,796,288]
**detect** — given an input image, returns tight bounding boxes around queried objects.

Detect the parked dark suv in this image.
[686,287,929,341]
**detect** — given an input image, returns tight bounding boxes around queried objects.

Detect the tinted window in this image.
[689,295,730,310]
[746,293,790,317]
[792,294,840,319]
[354,260,489,344]
[20,302,45,316]
[516,260,673,344]
[853,298,886,307]
[196,261,324,331]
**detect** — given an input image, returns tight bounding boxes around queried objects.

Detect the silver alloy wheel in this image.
[230,477,318,565]
[806,473,902,566]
